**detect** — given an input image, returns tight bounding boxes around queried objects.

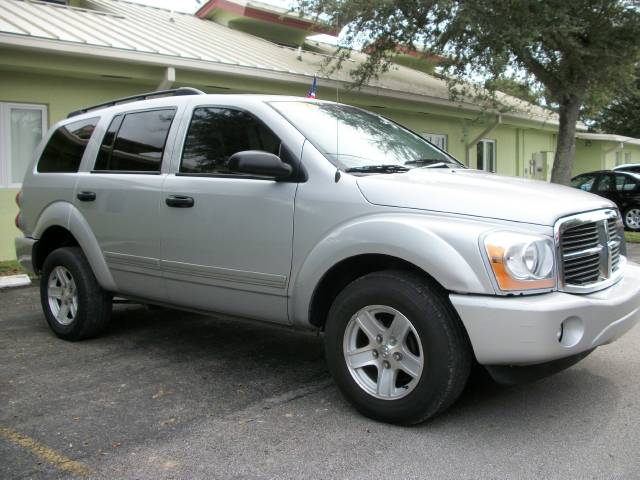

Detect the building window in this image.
[421,133,447,151]
[477,139,496,172]
[0,103,48,187]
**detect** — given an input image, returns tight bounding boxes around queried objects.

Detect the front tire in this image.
[623,207,640,231]
[324,270,472,425]
[40,247,112,341]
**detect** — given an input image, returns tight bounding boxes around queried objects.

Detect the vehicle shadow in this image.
[105,303,620,434]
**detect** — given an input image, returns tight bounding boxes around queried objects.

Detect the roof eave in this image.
[0,33,560,128]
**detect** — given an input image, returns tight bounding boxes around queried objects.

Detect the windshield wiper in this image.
[404,159,457,168]
[345,164,410,174]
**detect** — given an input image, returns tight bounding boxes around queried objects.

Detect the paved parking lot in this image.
[2,247,640,479]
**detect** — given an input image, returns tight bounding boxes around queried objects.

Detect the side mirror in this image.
[228,150,293,179]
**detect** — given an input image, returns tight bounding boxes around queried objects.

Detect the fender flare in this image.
[32,201,117,291]
[288,214,494,327]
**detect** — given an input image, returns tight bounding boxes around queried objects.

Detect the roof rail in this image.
[67,87,205,118]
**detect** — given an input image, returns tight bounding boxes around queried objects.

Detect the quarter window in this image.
[94,108,175,172]
[181,107,281,174]
[37,117,98,173]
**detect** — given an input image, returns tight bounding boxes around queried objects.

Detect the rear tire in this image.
[40,247,112,341]
[623,207,640,231]
[324,270,472,425]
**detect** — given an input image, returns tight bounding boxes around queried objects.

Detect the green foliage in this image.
[590,76,640,138]
[297,0,640,184]
[0,260,24,277]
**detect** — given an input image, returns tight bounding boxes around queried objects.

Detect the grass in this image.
[625,231,640,244]
[0,260,26,277]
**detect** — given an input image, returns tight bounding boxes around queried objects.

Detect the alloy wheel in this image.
[342,305,424,400]
[47,266,78,326]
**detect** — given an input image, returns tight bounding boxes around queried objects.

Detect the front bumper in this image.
[15,236,36,274]
[450,262,640,365]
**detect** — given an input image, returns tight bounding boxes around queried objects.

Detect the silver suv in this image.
[15,88,640,425]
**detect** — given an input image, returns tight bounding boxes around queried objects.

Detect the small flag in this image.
[307,76,317,99]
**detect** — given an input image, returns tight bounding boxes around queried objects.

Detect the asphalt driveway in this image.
[1,247,640,479]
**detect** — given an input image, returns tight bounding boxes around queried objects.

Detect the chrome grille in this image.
[556,209,626,294]
[608,217,622,272]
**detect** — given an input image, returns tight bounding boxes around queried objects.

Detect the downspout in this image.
[157,66,176,90]
[465,114,502,167]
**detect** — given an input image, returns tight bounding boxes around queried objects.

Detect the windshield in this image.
[269,101,464,171]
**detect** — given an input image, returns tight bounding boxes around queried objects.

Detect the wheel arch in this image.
[31,202,116,291]
[289,214,493,329]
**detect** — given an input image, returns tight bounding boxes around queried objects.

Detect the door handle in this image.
[165,195,195,208]
[77,191,96,202]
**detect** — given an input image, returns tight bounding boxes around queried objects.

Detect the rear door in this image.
[592,173,616,203]
[160,102,302,324]
[74,106,180,300]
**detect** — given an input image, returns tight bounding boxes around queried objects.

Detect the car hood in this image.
[355,168,614,226]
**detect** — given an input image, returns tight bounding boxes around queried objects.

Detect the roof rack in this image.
[67,87,205,118]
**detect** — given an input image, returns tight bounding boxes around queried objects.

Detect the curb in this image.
[0,275,32,289]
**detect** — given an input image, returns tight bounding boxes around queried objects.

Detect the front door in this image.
[160,106,297,324]
[74,107,178,300]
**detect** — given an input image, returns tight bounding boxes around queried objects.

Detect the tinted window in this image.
[181,107,281,174]
[571,174,595,191]
[595,174,613,192]
[95,114,123,169]
[37,117,98,173]
[94,109,175,172]
[615,174,639,192]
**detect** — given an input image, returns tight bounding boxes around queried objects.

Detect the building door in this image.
[0,103,47,188]
[476,139,496,172]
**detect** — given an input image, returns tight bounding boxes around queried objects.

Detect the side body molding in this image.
[32,201,117,292]
[288,213,496,328]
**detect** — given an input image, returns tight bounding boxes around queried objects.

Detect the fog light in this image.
[558,316,584,348]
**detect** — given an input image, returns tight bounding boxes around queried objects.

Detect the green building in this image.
[1,0,639,260]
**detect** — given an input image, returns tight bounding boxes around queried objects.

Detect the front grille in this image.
[608,217,622,272]
[557,209,626,293]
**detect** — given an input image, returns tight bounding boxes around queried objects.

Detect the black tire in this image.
[623,206,640,232]
[324,269,472,425]
[40,247,112,341]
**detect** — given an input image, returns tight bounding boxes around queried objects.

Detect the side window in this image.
[94,108,175,172]
[570,174,595,191]
[595,174,613,193]
[615,174,639,192]
[37,117,99,173]
[180,107,281,175]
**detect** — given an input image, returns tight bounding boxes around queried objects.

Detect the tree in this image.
[298,0,640,184]
[591,74,640,138]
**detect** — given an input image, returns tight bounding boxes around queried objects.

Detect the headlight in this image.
[483,232,556,292]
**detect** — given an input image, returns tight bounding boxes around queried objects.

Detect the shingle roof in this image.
[0,0,558,125]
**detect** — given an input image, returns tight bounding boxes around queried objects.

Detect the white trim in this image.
[0,102,47,188]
